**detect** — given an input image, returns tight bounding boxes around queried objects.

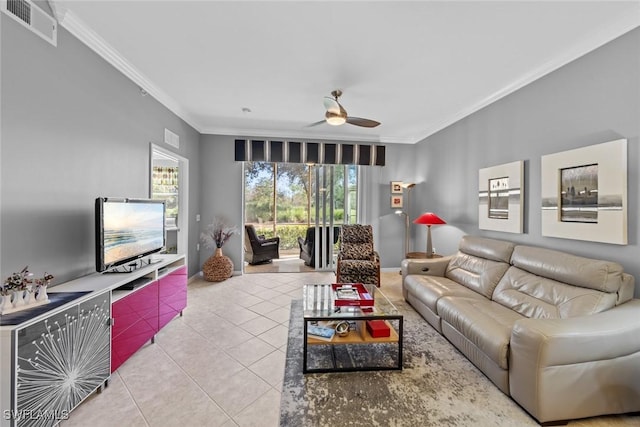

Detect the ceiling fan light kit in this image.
[313,89,380,128]
[325,111,347,126]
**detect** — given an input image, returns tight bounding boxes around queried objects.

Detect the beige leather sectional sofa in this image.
[401,235,640,424]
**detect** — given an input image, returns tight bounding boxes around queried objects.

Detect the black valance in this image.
[234,139,385,166]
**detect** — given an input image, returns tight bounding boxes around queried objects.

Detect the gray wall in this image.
[1,15,202,283]
[198,135,244,271]
[361,143,417,268]
[412,27,640,296]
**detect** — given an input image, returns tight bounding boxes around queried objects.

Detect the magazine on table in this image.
[307,324,335,341]
[336,287,359,299]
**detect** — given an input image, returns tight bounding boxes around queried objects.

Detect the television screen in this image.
[95,198,165,272]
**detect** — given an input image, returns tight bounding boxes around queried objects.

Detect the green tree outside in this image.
[244,162,357,253]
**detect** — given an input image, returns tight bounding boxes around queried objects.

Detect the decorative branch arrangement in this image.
[200,217,239,249]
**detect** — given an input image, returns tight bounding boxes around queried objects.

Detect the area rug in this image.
[280,299,538,427]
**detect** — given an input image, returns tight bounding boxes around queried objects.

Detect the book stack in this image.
[307,324,335,341]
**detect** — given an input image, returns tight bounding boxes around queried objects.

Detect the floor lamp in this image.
[395,210,409,260]
[400,183,415,256]
[413,212,446,258]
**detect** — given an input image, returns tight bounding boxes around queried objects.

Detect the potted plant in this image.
[200,217,239,282]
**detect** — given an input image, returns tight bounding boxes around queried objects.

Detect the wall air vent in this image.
[1,0,57,46]
[164,128,180,149]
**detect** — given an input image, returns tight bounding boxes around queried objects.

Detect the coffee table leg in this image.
[303,320,308,373]
[397,317,404,370]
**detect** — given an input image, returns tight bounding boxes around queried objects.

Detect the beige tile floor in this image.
[61,270,338,427]
[61,269,639,427]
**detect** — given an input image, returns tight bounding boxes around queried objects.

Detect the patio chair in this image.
[244,225,280,265]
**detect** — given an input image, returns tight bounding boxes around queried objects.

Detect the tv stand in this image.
[0,254,187,427]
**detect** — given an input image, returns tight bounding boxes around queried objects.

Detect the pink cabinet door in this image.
[158,266,187,330]
[111,281,159,372]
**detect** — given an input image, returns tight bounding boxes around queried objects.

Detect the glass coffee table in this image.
[302,283,403,373]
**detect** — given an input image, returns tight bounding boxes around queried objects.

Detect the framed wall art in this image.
[478,160,524,233]
[391,195,403,209]
[541,139,627,244]
[391,181,403,194]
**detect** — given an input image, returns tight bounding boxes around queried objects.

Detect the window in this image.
[244,162,358,257]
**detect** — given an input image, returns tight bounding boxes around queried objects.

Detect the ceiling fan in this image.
[308,90,380,128]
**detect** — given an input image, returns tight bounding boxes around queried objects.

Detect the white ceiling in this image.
[52,1,640,144]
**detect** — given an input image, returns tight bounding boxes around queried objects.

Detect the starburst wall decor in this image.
[15,293,110,426]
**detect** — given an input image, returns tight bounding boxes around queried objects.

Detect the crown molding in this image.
[53,4,639,146]
[56,9,204,133]
[413,10,640,144]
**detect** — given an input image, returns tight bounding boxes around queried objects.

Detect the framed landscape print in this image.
[541,139,627,244]
[478,160,524,233]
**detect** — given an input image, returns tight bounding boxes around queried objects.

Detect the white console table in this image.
[0,254,186,427]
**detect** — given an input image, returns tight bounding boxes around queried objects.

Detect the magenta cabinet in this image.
[158,266,187,330]
[111,281,159,372]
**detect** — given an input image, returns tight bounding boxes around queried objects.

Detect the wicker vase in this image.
[203,247,233,282]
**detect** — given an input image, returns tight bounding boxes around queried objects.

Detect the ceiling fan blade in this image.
[346,116,381,128]
[305,120,326,128]
[323,97,341,114]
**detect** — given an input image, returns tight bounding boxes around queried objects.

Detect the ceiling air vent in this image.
[1,0,57,46]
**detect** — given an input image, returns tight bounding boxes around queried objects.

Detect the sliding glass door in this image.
[243,162,358,271]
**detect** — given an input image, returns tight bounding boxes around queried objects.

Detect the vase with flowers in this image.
[34,272,54,302]
[1,266,53,314]
[6,266,33,309]
[200,217,239,282]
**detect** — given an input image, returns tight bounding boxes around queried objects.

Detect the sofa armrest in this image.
[509,299,640,422]
[401,256,452,280]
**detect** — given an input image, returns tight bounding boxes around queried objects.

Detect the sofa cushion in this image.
[438,296,524,369]
[510,245,627,294]
[404,274,485,315]
[445,253,511,299]
[458,235,516,263]
[492,266,618,319]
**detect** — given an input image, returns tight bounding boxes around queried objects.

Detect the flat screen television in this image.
[95,197,166,272]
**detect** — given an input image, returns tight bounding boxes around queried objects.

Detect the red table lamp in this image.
[413,212,446,257]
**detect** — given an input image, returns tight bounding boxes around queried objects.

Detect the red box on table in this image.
[366,320,391,338]
[332,283,374,307]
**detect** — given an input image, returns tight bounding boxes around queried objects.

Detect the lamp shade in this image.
[413,212,446,226]
[414,212,445,257]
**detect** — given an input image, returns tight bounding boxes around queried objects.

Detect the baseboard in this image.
[192,270,242,280]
